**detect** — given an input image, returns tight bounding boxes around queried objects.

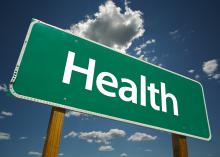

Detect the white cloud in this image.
[64,131,77,139]
[70,0,144,52]
[81,117,90,121]
[134,39,156,55]
[145,149,152,152]
[137,53,161,66]
[203,59,218,76]
[187,69,201,80]
[99,145,114,152]
[86,139,93,143]
[158,63,163,67]
[120,153,128,157]
[169,29,192,42]
[58,153,64,156]
[195,74,200,79]
[28,151,42,156]
[19,136,28,140]
[0,84,7,92]
[0,132,10,140]
[169,29,179,35]
[1,111,13,117]
[151,56,157,63]
[188,69,195,73]
[65,111,82,118]
[138,54,145,61]
[79,128,126,144]
[212,74,220,80]
[128,132,157,142]
[202,59,220,80]
[169,29,182,41]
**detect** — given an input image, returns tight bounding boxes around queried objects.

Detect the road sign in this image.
[10,19,211,141]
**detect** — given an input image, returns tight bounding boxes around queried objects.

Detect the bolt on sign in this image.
[10,19,211,141]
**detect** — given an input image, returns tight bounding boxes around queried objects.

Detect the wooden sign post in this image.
[42,107,65,157]
[172,134,188,157]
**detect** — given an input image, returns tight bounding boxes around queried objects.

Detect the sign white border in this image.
[10,19,211,141]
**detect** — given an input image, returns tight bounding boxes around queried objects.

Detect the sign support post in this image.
[172,134,188,157]
[42,107,65,157]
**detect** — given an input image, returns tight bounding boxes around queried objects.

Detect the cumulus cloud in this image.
[79,129,126,144]
[202,59,220,80]
[0,84,7,92]
[65,111,90,118]
[169,29,179,36]
[65,111,82,118]
[58,153,64,156]
[138,54,145,61]
[1,111,13,117]
[0,132,10,140]
[128,132,157,142]
[134,39,156,55]
[99,145,114,152]
[28,151,42,156]
[188,69,195,73]
[120,153,128,157]
[19,136,28,140]
[138,54,159,66]
[64,131,77,139]
[70,0,144,52]
[169,29,184,41]
[203,59,218,75]
[187,69,201,80]
[138,54,161,66]
[212,74,220,80]
[158,63,163,67]
[195,74,200,79]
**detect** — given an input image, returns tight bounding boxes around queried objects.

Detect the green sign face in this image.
[10,19,211,140]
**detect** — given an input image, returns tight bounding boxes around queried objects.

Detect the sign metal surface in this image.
[10,19,211,141]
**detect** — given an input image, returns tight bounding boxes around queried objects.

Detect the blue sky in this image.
[0,0,220,157]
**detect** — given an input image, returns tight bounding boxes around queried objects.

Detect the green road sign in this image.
[10,19,211,140]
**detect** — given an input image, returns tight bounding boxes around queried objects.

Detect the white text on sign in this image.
[62,51,179,116]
